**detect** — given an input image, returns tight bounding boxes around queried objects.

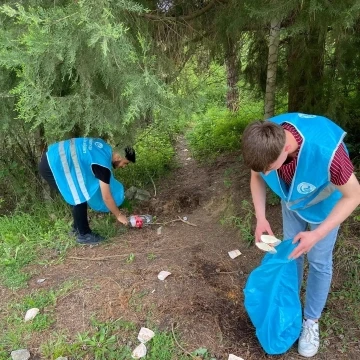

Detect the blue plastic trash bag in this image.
[88,177,124,212]
[244,239,302,355]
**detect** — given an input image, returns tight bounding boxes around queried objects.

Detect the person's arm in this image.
[250,170,274,242]
[290,173,360,259]
[99,181,129,225]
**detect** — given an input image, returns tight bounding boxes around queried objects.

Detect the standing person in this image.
[241,113,360,357]
[39,138,136,245]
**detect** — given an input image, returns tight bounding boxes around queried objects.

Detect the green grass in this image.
[37,318,193,360]
[321,225,360,345]
[186,105,262,162]
[0,281,78,356]
[221,199,255,247]
[0,200,75,289]
[0,197,134,290]
[117,124,177,189]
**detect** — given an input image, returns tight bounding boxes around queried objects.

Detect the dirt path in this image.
[18,136,359,359]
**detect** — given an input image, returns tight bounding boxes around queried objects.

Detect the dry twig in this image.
[152,216,197,227]
[171,323,197,359]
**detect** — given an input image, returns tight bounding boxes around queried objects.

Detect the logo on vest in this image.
[297,182,316,194]
[298,113,317,118]
[94,142,103,149]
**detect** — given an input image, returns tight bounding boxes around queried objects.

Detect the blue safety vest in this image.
[47,138,124,212]
[261,113,346,223]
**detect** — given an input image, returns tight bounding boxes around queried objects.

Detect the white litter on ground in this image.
[228,354,245,360]
[131,343,147,359]
[137,327,155,343]
[11,349,30,360]
[157,271,171,280]
[24,308,39,322]
[228,249,242,259]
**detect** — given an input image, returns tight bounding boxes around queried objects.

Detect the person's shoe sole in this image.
[298,348,319,358]
[76,233,105,245]
[76,240,101,245]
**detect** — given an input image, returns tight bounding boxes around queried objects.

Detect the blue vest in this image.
[261,113,346,223]
[47,138,124,212]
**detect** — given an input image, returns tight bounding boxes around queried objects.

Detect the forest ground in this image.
[2,136,360,360]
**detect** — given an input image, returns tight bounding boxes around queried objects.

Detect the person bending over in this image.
[39,138,135,245]
[241,113,360,358]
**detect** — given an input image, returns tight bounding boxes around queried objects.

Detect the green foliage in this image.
[1,281,77,354]
[221,200,255,247]
[176,61,227,114]
[126,253,135,263]
[39,318,189,360]
[0,199,74,288]
[320,231,360,344]
[39,333,75,360]
[187,104,262,161]
[146,331,188,360]
[191,347,216,360]
[76,322,125,360]
[0,1,172,141]
[89,210,128,239]
[117,124,176,189]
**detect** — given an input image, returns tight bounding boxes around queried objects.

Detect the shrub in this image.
[187,105,262,161]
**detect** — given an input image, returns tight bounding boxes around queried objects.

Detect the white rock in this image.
[157,271,171,281]
[255,242,277,253]
[131,343,147,358]
[11,349,30,360]
[228,354,245,360]
[24,308,39,322]
[260,234,282,246]
[137,327,155,343]
[228,249,242,259]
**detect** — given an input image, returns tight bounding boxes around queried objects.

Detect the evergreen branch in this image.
[142,0,222,22]
[52,12,79,24]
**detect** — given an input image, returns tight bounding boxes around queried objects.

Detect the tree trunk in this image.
[264,18,281,119]
[225,37,240,112]
[287,28,326,113]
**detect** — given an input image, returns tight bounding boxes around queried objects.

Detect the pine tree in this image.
[0,0,171,143]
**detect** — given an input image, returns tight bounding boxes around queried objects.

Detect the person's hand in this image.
[255,218,274,243]
[116,213,129,226]
[288,230,321,259]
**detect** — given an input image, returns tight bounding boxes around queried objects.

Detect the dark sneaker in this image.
[76,232,105,245]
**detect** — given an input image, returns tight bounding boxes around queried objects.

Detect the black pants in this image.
[38,153,91,235]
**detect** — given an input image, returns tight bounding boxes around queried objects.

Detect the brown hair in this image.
[241,120,286,172]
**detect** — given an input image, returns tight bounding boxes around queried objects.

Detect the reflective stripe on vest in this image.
[59,139,90,204]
